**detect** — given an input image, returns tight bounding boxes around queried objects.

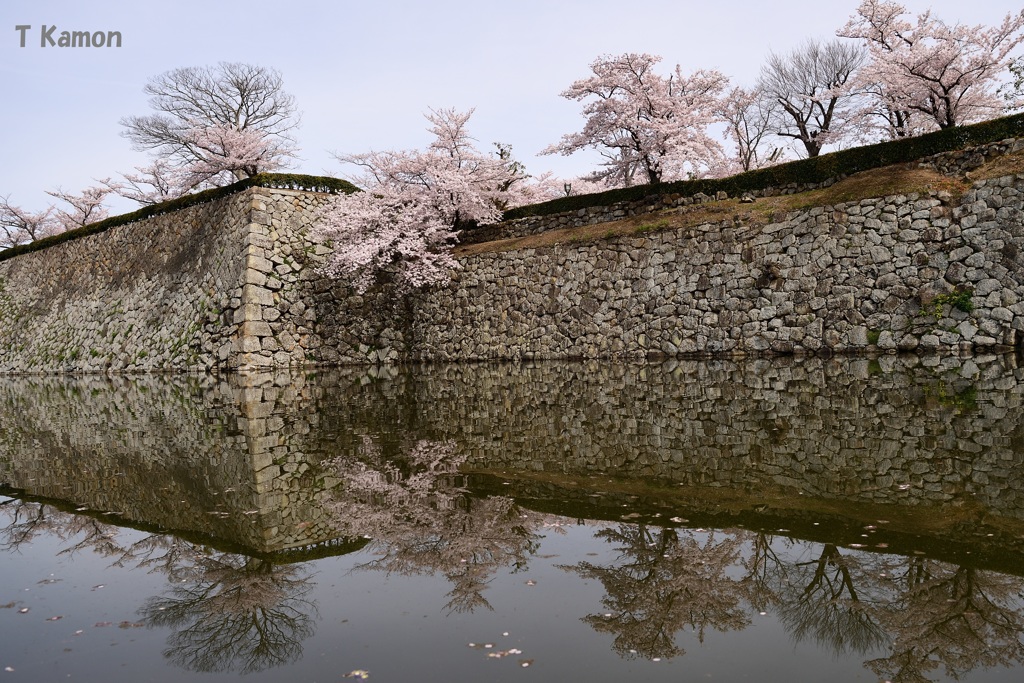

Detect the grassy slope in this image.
[457,151,1024,258]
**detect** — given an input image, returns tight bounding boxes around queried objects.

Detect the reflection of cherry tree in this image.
[561,525,750,660]
[775,543,888,656]
[0,498,317,675]
[328,438,544,613]
[866,559,1024,683]
[138,554,315,674]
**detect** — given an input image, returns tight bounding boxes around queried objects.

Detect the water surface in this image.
[2,356,1023,681]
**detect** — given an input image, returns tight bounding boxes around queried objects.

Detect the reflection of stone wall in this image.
[3,356,1024,555]
[403,356,1024,517]
[0,373,342,553]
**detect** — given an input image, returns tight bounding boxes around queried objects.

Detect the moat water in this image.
[2,356,1023,682]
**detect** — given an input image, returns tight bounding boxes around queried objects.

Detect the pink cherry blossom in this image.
[318,108,527,292]
[839,1,1024,131]
[543,53,729,186]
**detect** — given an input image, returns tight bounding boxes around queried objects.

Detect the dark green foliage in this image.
[503,112,1024,221]
[0,174,360,263]
[935,288,975,314]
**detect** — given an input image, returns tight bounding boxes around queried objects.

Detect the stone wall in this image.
[2,169,1024,372]
[0,190,245,373]
[403,176,1024,361]
[0,186,333,373]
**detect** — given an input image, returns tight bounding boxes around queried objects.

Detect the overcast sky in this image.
[2,0,1021,215]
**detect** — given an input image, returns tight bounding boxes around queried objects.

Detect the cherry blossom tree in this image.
[759,39,866,158]
[839,1,1024,130]
[0,195,57,248]
[104,159,191,206]
[109,124,296,206]
[121,62,299,182]
[46,183,116,231]
[543,53,729,186]
[1001,56,1024,110]
[177,123,297,185]
[336,108,522,228]
[314,190,460,294]
[317,108,524,292]
[2,183,115,247]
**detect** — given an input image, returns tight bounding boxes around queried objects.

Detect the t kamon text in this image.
[15,25,122,48]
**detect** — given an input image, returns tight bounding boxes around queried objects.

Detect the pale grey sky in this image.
[2,0,1021,215]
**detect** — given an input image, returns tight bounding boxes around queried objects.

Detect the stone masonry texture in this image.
[1,153,1024,372]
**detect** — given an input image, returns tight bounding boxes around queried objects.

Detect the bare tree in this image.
[759,39,866,158]
[120,62,299,184]
[717,86,785,174]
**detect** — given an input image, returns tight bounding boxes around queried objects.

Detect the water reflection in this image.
[564,526,749,659]
[0,497,319,674]
[2,355,1024,680]
[138,554,314,674]
[326,437,543,613]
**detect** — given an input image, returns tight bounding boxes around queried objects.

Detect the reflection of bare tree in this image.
[139,554,315,674]
[0,497,123,558]
[866,559,1024,683]
[0,497,318,675]
[740,531,789,614]
[776,543,888,656]
[561,525,750,660]
[0,498,62,550]
[328,438,544,613]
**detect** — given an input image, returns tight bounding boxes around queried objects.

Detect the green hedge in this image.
[0,173,359,263]
[503,112,1024,221]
